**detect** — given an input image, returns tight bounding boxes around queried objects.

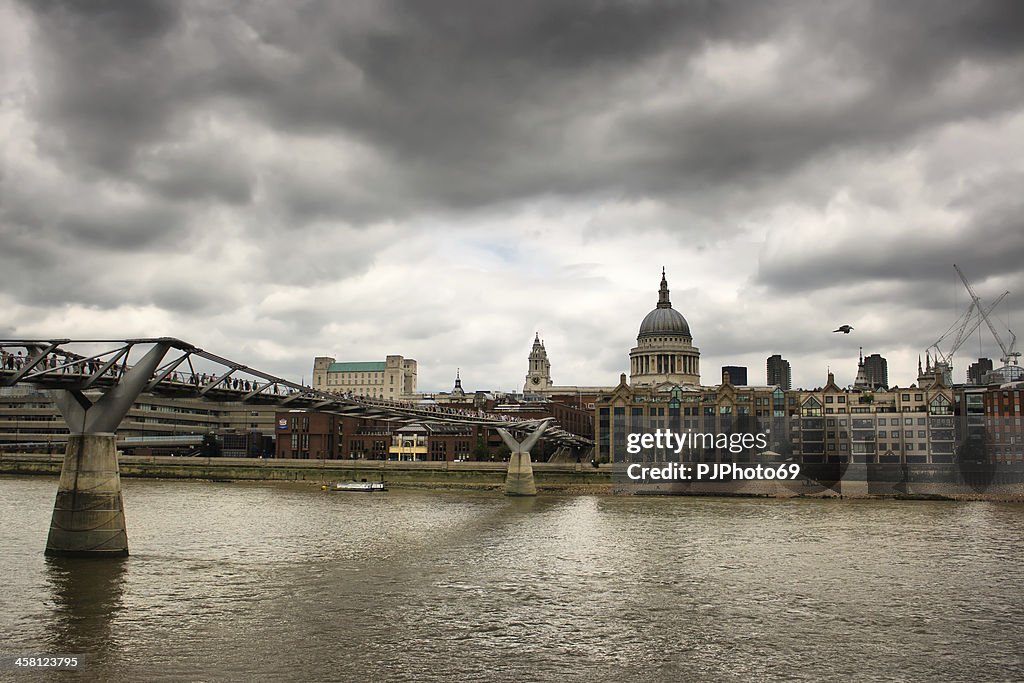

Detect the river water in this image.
[1,476,1022,682]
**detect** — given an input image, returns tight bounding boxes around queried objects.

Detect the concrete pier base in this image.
[505,452,537,496]
[46,434,129,557]
[497,420,550,497]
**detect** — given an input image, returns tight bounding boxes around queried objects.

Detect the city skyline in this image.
[2,1,1023,392]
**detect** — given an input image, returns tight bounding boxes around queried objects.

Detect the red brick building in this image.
[274,410,497,461]
[984,384,1024,463]
[274,392,593,462]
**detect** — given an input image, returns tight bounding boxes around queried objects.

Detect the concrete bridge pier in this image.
[46,342,171,557]
[47,433,129,556]
[497,420,551,497]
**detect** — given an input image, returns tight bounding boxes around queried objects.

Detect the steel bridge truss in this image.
[0,338,592,449]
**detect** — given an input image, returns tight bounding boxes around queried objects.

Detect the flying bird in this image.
[833,325,854,334]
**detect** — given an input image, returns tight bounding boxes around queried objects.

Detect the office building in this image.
[766,354,792,390]
[968,358,993,385]
[721,366,748,386]
[863,353,889,390]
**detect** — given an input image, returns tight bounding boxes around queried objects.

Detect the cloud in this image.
[3,0,1024,392]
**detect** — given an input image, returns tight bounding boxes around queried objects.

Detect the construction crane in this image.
[954,264,1020,367]
[928,289,1008,369]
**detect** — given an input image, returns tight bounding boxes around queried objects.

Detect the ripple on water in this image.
[1,478,1022,681]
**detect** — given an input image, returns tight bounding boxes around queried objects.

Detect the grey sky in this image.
[2,0,1023,391]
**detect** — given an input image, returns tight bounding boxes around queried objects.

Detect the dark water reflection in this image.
[1,476,1022,682]
[42,556,127,670]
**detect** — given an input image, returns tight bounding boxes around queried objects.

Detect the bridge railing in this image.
[0,339,593,448]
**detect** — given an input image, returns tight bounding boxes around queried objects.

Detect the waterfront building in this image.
[721,366,748,386]
[0,386,277,457]
[790,372,955,464]
[766,354,792,391]
[595,373,787,464]
[955,386,988,461]
[312,355,417,400]
[273,410,489,461]
[983,383,1024,463]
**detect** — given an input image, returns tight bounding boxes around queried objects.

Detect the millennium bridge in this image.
[1,338,592,556]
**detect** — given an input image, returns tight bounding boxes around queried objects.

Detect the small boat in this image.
[323,480,387,492]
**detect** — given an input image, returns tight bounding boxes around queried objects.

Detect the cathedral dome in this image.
[639,307,690,338]
[637,269,691,339]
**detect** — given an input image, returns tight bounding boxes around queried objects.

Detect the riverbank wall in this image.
[3,454,1022,500]
[0,453,611,493]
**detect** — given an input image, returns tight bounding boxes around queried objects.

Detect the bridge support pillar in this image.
[46,434,128,556]
[45,342,171,557]
[497,420,551,497]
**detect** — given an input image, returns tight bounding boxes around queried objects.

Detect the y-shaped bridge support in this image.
[496,420,551,497]
[46,342,172,556]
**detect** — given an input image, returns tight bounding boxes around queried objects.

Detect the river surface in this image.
[1,476,1022,682]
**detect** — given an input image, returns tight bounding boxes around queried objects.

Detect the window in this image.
[930,395,952,416]
[802,397,822,417]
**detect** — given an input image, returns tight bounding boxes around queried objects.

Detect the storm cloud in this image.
[2,0,1023,390]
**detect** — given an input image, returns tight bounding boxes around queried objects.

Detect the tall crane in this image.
[928,290,1008,368]
[954,264,1020,367]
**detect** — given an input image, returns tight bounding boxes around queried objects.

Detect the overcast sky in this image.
[2,0,1023,393]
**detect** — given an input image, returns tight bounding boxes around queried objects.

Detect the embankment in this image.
[0,453,612,493]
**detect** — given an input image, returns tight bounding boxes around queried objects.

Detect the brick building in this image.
[984,383,1024,463]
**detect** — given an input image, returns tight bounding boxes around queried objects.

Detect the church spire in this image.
[854,347,869,389]
[657,267,672,309]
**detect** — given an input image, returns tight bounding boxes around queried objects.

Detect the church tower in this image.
[854,347,870,390]
[452,368,465,398]
[524,333,552,394]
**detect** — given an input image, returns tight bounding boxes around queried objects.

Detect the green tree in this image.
[473,437,490,461]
